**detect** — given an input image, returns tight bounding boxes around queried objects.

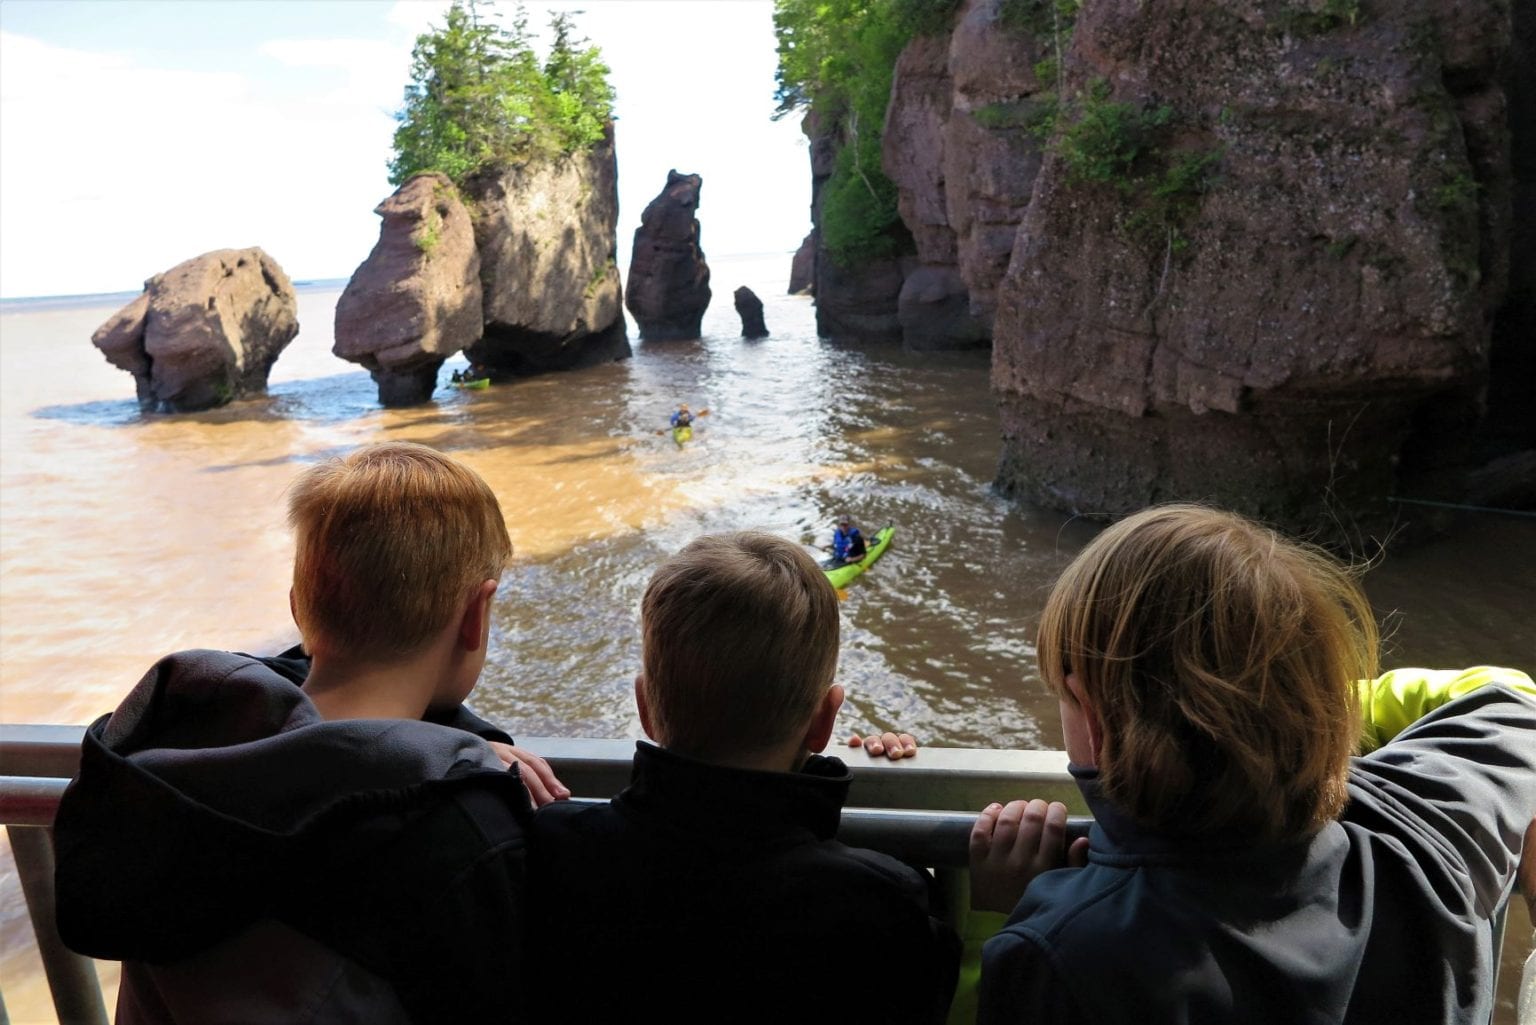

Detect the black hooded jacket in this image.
[528,742,961,1023]
[53,649,533,1025]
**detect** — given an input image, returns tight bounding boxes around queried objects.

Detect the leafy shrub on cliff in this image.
[1045,79,1222,252]
[773,0,959,267]
[390,1,615,186]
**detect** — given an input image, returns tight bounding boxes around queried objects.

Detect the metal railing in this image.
[0,724,1086,1025]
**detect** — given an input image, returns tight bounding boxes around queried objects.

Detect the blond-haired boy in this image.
[530,530,959,1022]
[971,504,1536,1024]
[55,442,556,1024]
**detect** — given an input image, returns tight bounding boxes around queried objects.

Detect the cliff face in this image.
[802,112,909,344]
[881,6,1053,348]
[463,126,629,375]
[969,0,1521,535]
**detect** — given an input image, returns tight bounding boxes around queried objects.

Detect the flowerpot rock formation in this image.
[334,172,482,407]
[91,248,298,413]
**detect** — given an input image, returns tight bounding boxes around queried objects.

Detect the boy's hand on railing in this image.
[487,742,572,807]
[847,731,918,759]
[968,799,1089,914]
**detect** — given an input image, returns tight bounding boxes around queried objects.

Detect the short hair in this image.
[640,532,840,761]
[1037,504,1378,842]
[287,442,512,661]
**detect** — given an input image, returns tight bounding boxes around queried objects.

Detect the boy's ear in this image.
[802,684,844,755]
[1065,673,1106,763]
[457,579,499,651]
[634,674,660,742]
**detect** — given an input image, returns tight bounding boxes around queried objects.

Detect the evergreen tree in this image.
[389,0,614,186]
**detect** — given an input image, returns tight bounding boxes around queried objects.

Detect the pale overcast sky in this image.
[0,0,812,298]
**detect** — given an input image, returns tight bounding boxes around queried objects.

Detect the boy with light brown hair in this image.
[530,530,959,1022]
[970,503,1536,1025]
[56,441,556,1024]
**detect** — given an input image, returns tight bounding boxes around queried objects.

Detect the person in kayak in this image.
[670,403,695,429]
[527,531,960,1022]
[831,514,867,565]
[968,503,1536,1025]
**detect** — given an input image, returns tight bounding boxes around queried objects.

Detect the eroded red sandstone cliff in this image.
[835,0,1533,535]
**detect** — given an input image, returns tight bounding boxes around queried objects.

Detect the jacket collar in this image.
[1072,764,1318,867]
[617,741,850,842]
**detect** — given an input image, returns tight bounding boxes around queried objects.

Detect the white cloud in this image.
[0,2,812,299]
[0,30,396,297]
[259,37,412,107]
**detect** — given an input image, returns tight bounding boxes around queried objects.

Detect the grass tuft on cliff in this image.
[390,1,615,187]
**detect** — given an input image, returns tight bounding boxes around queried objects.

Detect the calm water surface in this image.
[2,252,1533,1019]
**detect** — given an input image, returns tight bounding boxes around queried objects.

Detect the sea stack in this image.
[462,125,629,375]
[334,173,482,407]
[625,170,711,341]
[90,248,298,413]
[733,286,769,339]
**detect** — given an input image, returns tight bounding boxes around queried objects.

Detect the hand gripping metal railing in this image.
[0,724,1086,1025]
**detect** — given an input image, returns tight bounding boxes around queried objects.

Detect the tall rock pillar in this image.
[625,170,712,341]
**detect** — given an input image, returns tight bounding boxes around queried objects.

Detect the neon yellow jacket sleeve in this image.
[1357,666,1536,753]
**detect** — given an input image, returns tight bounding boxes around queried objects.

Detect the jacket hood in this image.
[54,649,508,961]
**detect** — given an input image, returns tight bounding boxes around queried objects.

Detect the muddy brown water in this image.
[2,252,1532,1020]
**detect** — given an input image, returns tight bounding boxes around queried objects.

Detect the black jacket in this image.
[979,683,1536,1025]
[53,649,533,1025]
[529,742,960,1023]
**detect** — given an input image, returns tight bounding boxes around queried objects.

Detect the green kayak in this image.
[452,377,489,390]
[821,525,894,589]
[672,424,693,444]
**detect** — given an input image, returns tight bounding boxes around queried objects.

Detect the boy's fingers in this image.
[862,734,885,755]
[1068,835,1091,868]
[897,732,917,754]
[516,766,555,807]
[991,800,1029,851]
[1035,801,1069,867]
[969,803,1004,858]
[504,746,571,804]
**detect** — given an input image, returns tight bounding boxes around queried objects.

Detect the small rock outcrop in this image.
[734,286,769,339]
[463,125,629,374]
[625,170,712,341]
[91,248,298,412]
[334,173,482,407]
[788,232,816,294]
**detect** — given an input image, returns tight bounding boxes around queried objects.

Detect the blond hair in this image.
[640,532,839,761]
[288,442,511,661]
[1038,504,1377,842]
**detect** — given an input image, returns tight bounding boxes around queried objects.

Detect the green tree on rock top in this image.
[389,0,615,186]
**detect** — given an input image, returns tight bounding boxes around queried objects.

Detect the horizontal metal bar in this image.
[0,724,92,779]
[0,725,1083,814]
[0,777,70,827]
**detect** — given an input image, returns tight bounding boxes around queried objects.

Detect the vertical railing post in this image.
[7,825,108,1025]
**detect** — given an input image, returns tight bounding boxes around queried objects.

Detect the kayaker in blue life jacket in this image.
[670,404,694,429]
[831,515,867,565]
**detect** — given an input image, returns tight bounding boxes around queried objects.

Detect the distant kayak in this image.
[452,377,490,390]
[672,424,693,444]
[821,525,894,589]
